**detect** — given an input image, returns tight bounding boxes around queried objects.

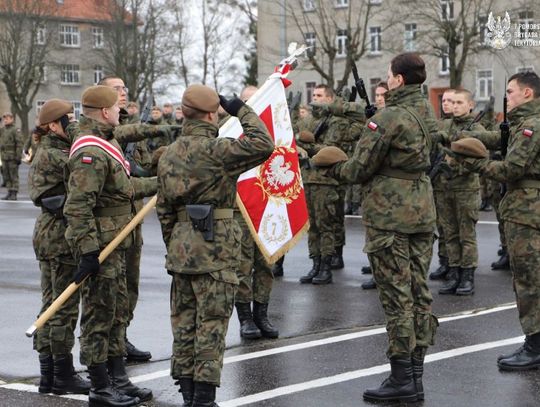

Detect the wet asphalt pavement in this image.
[1,166,539,406]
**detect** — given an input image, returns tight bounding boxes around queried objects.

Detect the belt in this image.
[177,208,234,221]
[377,168,423,180]
[93,204,133,217]
[507,179,540,191]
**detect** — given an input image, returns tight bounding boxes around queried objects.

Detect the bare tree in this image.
[168,0,192,87]
[0,0,57,135]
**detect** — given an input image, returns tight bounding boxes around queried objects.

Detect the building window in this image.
[303,0,315,11]
[476,69,493,100]
[306,81,316,104]
[60,64,80,85]
[39,66,47,83]
[94,65,104,85]
[71,101,82,119]
[336,29,348,58]
[304,32,316,56]
[369,26,381,54]
[335,0,348,8]
[404,23,417,51]
[36,100,46,115]
[370,77,382,101]
[59,25,80,47]
[92,27,104,48]
[36,26,46,45]
[441,0,454,21]
[517,66,534,73]
[519,11,534,36]
[440,47,449,74]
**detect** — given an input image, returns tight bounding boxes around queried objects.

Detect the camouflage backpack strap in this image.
[398,106,432,153]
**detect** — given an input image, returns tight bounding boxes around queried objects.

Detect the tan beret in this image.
[82,85,118,109]
[312,146,349,167]
[451,138,488,158]
[298,130,315,143]
[39,99,73,125]
[182,84,219,113]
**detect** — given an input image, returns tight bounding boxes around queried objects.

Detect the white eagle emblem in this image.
[267,155,295,188]
[486,11,512,50]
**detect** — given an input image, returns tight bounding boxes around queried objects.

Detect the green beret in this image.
[312,146,349,166]
[82,85,118,109]
[451,138,488,158]
[39,99,73,125]
[182,84,219,113]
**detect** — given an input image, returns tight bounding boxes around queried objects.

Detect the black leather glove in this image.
[219,95,245,117]
[365,105,377,119]
[73,251,100,284]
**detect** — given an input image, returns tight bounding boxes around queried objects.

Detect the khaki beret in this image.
[312,146,349,167]
[298,130,315,143]
[38,99,73,125]
[182,84,220,113]
[451,137,488,158]
[82,85,118,109]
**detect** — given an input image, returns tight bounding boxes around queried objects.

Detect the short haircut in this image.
[376,81,389,91]
[127,101,139,109]
[390,52,426,85]
[315,84,335,98]
[151,106,162,111]
[97,76,122,86]
[453,89,473,101]
[509,71,540,98]
[175,106,182,111]
[163,102,173,107]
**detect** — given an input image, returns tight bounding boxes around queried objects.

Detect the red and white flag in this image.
[219,57,309,263]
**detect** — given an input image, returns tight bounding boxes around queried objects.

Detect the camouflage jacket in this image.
[64,116,157,257]
[156,105,274,277]
[438,114,484,190]
[460,98,540,228]
[28,132,72,260]
[330,84,437,234]
[0,124,23,161]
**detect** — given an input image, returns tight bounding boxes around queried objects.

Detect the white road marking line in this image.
[346,215,499,225]
[0,380,5,385]
[0,383,87,400]
[219,336,525,407]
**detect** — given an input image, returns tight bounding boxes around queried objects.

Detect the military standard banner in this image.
[219,54,309,263]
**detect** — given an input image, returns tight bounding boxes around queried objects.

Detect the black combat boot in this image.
[361,265,372,274]
[497,338,528,362]
[497,246,505,256]
[125,338,152,362]
[491,248,510,270]
[235,302,261,339]
[350,202,360,216]
[253,301,279,338]
[107,356,153,401]
[299,256,321,284]
[272,256,285,277]
[312,255,333,285]
[38,353,54,394]
[429,256,449,280]
[52,354,91,395]
[497,333,540,371]
[175,377,194,407]
[330,246,344,270]
[88,363,139,407]
[456,267,475,295]
[361,277,376,290]
[363,357,418,402]
[438,266,461,295]
[412,347,427,401]
[192,381,218,407]
[2,191,13,200]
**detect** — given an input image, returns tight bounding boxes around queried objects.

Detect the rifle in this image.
[125,92,153,177]
[351,60,376,117]
[499,78,510,195]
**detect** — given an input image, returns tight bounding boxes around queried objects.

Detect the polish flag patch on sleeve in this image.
[81,156,93,164]
[523,129,534,137]
[367,121,378,131]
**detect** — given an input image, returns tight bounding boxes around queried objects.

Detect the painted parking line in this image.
[219,336,525,407]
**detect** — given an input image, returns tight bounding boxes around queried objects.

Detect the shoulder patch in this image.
[523,128,534,137]
[81,156,93,164]
[367,121,378,131]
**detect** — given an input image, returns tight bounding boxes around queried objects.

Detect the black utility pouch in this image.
[186,204,214,241]
[41,195,66,220]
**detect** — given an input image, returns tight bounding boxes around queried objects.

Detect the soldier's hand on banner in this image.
[312,146,348,167]
[219,95,245,117]
[365,105,377,119]
[73,251,100,284]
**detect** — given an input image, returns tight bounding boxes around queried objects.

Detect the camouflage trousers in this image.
[125,223,143,326]
[480,175,495,200]
[2,159,19,192]
[34,256,79,355]
[344,184,362,212]
[365,227,438,358]
[433,189,448,259]
[439,189,479,268]
[236,221,273,304]
[506,221,540,336]
[493,184,507,248]
[170,271,237,386]
[306,184,340,258]
[334,186,346,248]
[79,249,129,366]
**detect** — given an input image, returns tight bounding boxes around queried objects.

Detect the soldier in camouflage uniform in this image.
[156,84,273,406]
[64,85,156,406]
[318,53,439,402]
[29,100,91,396]
[162,102,175,125]
[437,90,485,296]
[0,112,23,200]
[456,72,540,371]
